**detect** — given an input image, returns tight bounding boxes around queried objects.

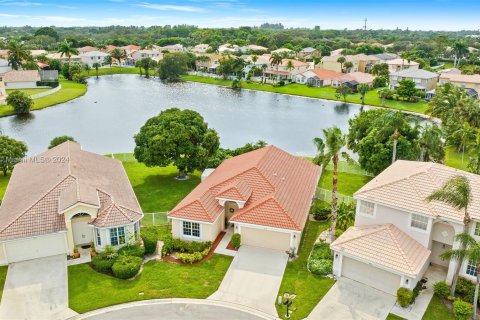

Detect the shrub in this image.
[111,255,143,279]
[310,241,332,260]
[453,300,473,320]
[310,201,330,221]
[396,287,414,307]
[162,236,174,255]
[307,259,332,275]
[456,278,475,304]
[231,233,241,249]
[36,80,59,87]
[434,281,450,299]
[91,251,118,273]
[6,91,33,115]
[171,239,211,254]
[335,229,344,238]
[118,244,145,258]
[141,228,158,254]
[176,248,209,264]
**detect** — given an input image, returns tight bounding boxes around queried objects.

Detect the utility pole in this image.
[363,18,367,30]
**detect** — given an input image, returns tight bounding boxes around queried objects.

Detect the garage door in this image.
[342,256,401,295]
[241,227,290,252]
[5,232,67,263]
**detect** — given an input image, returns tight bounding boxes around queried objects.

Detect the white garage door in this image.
[342,256,401,295]
[5,232,67,263]
[241,227,290,252]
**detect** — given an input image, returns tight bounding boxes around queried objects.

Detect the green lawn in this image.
[181,75,429,114]
[68,254,233,313]
[275,220,335,320]
[422,296,454,320]
[116,153,200,215]
[0,266,8,301]
[386,314,405,320]
[0,172,9,200]
[82,67,145,77]
[6,88,51,96]
[444,147,470,171]
[319,169,372,197]
[0,80,86,117]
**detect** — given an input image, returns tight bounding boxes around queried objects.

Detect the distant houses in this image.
[389,69,438,91]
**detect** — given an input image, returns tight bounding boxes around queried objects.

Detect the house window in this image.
[474,223,480,236]
[359,201,375,216]
[95,228,102,246]
[109,226,126,246]
[134,221,140,238]
[411,213,429,230]
[182,221,200,238]
[466,260,477,276]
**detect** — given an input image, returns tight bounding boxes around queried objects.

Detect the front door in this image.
[431,241,451,268]
[72,215,93,245]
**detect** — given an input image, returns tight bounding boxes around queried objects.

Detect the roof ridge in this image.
[387,225,416,273]
[333,224,388,246]
[0,174,75,235]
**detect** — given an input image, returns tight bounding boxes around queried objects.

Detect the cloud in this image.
[137,2,206,12]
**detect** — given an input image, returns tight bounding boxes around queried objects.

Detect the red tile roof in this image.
[168,146,321,231]
[216,180,252,202]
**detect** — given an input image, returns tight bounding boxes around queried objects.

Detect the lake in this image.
[0,74,371,156]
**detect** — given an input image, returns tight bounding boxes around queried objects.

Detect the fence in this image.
[314,188,356,205]
[142,212,170,227]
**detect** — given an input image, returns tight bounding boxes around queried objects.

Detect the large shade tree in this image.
[0,136,28,176]
[134,108,220,179]
[427,175,472,296]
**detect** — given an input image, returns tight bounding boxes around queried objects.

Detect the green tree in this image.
[110,48,126,66]
[372,75,388,88]
[313,127,351,242]
[22,60,39,70]
[103,55,113,68]
[83,64,91,75]
[285,60,294,73]
[335,84,352,102]
[377,87,391,107]
[377,111,410,163]
[6,40,30,70]
[139,57,156,78]
[343,61,354,73]
[450,122,477,164]
[58,40,79,62]
[34,26,59,41]
[370,63,389,76]
[134,108,220,179]
[427,83,466,122]
[418,124,445,162]
[157,52,189,81]
[337,56,346,73]
[467,131,480,174]
[269,52,283,83]
[441,233,480,319]
[48,59,62,71]
[396,79,417,101]
[48,136,76,149]
[6,91,33,115]
[0,135,28,176]
[231,78,242,90]
[453,40,468,67]
[427,175,472,296]
[92,62,101,78]
[357,83,369,105]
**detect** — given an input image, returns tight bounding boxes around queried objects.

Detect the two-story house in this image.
[79,51,110,67]
[438,73,480,99]
[331,161,480,295]
[389,69,438,92]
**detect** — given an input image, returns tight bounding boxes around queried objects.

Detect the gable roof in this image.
[355,160,480,223]
[299,68,343,80]
[387,58,420,66]
[168,146,321,231]
[2,70,40,82]
[331,224,431,276]
[390,68,438,79]
[0,142,143,240]
[439,73,480,84]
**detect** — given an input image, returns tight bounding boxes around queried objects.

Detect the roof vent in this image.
[280,177,286,181]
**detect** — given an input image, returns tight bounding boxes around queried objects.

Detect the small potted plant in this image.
[90,241,97,257]
[73,247,80,259]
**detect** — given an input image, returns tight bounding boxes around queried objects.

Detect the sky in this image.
[0,0,479,31]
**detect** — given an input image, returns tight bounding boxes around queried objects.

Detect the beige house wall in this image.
[171,213,224,243]
[439,79,480,95]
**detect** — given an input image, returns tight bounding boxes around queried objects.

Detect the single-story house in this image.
[295,68,343,87]
[389,68,438,91]
[80,51,110,67]
[0,141,143,264]
[168,146,321,254]
[240,44,269,53]
[271,48,295,56]
[1,70,40,89]
[297,47,321,61]
[263,59,310,82]
[331,161,480,295]
[334,72,375,87]
[387,58,420,73]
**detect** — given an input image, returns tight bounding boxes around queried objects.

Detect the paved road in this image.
[70,299,277,320]
[208,246,288,316]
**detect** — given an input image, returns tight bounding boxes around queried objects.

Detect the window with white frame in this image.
[182,221,200,238]
[474,223,480,236]
[467,260,477,276]
[410,213,429,230]
[109,226,126,245]
[359,201,375,216]
[95,228,102,246]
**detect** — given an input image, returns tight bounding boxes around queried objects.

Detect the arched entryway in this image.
[431,221,455,268]
[71,213,93,245]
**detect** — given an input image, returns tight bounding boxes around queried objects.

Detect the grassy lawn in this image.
[116,153,200,220]
[6,88,51,96]
[0,266,8,301]
[319,169,372,197]
[0,80,86,117]
[0,172,9,200]
[444,147,470,171]
[181,75,429,114]
[82,67,144,77]
[386,314,405,320]
[422,296,454,320]
[68,254,233,313]
[275,220,335,320]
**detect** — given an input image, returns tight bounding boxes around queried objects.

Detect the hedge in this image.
[112,255,143,279]
[91,251,118,273]
[117,244,145,258]
[307,259,333,275]
[434,281,450,299]
[453,300,473,320]
[231,233,241,249]
[176,248,210,264]
[397,287,414,307]
[141,228,158,254]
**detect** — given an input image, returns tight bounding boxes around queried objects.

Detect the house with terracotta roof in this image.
[263,59,310,82]
[331,161,480,295]
[295,68,343,87]
[0,141,143,264]
[168,146,321,254]
[77,46,99,55]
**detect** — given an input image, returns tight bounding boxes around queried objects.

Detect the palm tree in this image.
[92,62,101,78]
[451,122,477,164]
[83,64,91,75]
[344,61,354,73]
[357,83,369,106]
[104,55,112,68]
[418,124,445,162]
[378,87,390,107]
[58,40,79,62]
[453,40,468,67]
[313,127,352,242]
[110,48,127,66]
[441,232,480,319]
[467,130,480,174]
[377,111,408,163]
[337,56,346,73]
[427,175,472,296]
[6,40,30,70]
[269,52,283,83]
[261,63,268,83]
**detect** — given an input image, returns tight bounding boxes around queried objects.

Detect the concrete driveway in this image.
[307,277,396,320]
[209,246,288,316]
[0,254,76,320]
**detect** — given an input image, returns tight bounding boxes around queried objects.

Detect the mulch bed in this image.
[226,241,239,251]
[163,231,226,266]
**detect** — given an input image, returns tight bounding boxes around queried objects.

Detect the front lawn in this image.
[275,220,335,320]
[422,295,455,320]
[68,254,233,313]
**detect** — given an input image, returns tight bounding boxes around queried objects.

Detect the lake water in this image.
[0,75,371,156]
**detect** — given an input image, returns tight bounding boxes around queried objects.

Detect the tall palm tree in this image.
[427,175,472,295]
[377,111,408,163]
[467,130,480,174]
[337,56,346,73]
[427,83,466,121]
[378,87,390,107]
[6,40,30,70]
[58,40,79,62]
[92,62,101,78]
[441,232,480,319]
[453,40,468,67]
[269,52,283,83]
[451,122,477,164]
[313,127,351,242]
[418,124,445,162]
[110,48,127,66]
[344,61,354,73]
[357,83,369,106]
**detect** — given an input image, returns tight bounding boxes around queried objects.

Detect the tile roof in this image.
[0,142,143,240]
[331,224,431,276]
[355,160,480,222]
[300,68,343,80]
[387,58,420,66]
[391,68,438,79]
[2,70,40,82]
[168,146,321,231]
[439,73,480,84]
[216,180,252,202]
[340,72,375,84]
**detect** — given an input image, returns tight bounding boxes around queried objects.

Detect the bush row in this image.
[162,236,212,256]
[177,248,211,264]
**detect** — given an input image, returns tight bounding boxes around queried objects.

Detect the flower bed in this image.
[162,232,225,265]
[90,243,146,279]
